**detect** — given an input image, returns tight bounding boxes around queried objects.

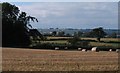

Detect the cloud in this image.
[12,2,118,29]
[1,0,120,2]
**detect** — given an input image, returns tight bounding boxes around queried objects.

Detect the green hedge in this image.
[30,42,91,50]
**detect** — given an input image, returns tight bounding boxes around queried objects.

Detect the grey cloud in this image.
[14,2,118,29]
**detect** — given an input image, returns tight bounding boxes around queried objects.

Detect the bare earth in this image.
[2,48,118,71]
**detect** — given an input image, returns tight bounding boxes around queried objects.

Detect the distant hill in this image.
[38,28,119,35]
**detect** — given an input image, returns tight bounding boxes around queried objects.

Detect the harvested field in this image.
[2,48,118,71]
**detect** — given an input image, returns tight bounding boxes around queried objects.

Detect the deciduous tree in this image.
[2,2,38,47]
[90,27,107,42]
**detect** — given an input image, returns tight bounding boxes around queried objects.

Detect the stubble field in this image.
[2,48,118,71]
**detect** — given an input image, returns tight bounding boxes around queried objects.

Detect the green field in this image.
[41,40,68,44]
[36,37,120,48]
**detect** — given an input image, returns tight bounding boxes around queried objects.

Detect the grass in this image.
[47,37,72,39]
[101,38,119,42]
[2,48,118,71]
[37,37,120,48]
[30,37,120,51]
[47,37,119,42]
[41,40,68,44]
[89,42,119,47]
[47,37,119,41]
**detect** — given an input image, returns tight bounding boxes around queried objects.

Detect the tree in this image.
[77,31,83,37]
[110,32,117,38]
[65,33,71,37]
[90,27,107,42]
[68,32,80,45]
[57,31,65,37]
[68,32,89,47]
[52,31,57,36]
[82,32,91,37]
[2,2,38,47]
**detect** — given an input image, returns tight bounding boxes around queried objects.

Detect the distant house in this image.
[29,29,44,41]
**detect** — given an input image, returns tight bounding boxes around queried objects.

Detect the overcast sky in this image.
[10,2,118,29]
[1,0,119,2]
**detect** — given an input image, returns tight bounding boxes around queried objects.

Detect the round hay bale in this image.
[82,49,87,52]
[78,48,82,51]
[64,47,68,50]
[116,49,119,53]
[91,47,99,52]
[55,47,59,50]
[109,49,112,52]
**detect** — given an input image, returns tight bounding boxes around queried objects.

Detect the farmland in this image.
[37,37,120,49]
[2,48,118,71]
[2,2,119,72]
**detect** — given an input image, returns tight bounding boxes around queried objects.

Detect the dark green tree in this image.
[68,32,89,47]
[82,32,91,37]
[110,32,117,38]
[68,32,80,45]
[52,31,57,36]
[90,27,107,42]
[2,2,38,47]
[77,31,83,37]
[65,33,71,37]
[57,31,65,37]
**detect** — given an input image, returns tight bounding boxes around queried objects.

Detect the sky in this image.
[5,2,119,29]
[1,0,119,2]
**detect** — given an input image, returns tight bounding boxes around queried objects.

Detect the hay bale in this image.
[91,47,99,52]
[109,49,112,52]
[55,47,59,50]
[64,47,68,50]
[116,49,119,53]
[78,48,82,51]
[82,49,87,52]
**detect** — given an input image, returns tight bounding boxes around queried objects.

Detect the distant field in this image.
[101,38,119,42]
[47,37,72,39]
[39,37,120,48]
[47,37,120,42]
[89,42,119,48]
[2,48,118,71]
[41,40,68,44]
